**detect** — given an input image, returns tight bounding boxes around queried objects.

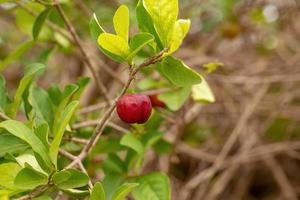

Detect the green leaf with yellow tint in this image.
[169,19,191,54]
[90,13,125,62]
[191,78,215,103]
[98,33,130,59]
[113,5,130,42]
[143,0,178,47]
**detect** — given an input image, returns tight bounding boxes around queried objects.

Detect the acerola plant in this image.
[117,94,152,124]
[0,0,215,200]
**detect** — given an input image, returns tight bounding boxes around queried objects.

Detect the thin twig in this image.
[53,0,111,105]
[0,111,10,121]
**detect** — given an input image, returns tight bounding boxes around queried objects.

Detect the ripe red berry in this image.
[149,94,166,108]
[116,94,152,124]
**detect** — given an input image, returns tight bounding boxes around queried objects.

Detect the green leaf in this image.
[169,19,190,54]
[72,77,91,101]
[159,86,191,111]
[136,0,163,50]
[90,182,105,200]
[89,13,125,62]
[143,0,178,47]
[0,134,28,156]
[14,167,48,190]
[113,5,129,42]
[191,78,215,103]
[141,131,164,148]
[102,154,126,174]
[128,33,154,60]
[62,188,90,197]
[120,134,145,155]
[53,169,89,190]
[158,56,202,87]
[0,40,35,72]
[111,183,139,200]
[32,8,52,40]
[98,33,130,59]
[132,172,170,200]
[8,63,45,118]
[34,123,50,150]
[47,85,63,106]
[0,120,52,170]
[0,163,22,189]
[29,87,54,127]
[15,154,45,174]
[49,101,79,167]
[52,84,78,133]
[0,76,9,112]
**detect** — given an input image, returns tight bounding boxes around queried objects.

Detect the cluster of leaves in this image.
[0,0,215,200]
[92,0,215,110]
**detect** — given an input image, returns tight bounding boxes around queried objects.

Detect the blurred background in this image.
[1,0,300,199]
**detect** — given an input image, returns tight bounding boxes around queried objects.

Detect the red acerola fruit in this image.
[149,94,166,108]
[116,94,152,124]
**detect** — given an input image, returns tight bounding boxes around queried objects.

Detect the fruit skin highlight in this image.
[116,94,152,124]
[149,94,166,108]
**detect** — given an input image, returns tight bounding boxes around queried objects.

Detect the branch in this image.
[67,49,168,168]
[53,0,111,105]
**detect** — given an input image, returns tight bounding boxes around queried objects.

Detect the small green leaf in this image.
[32,8,52,40]
[0,76,9,112]
[53,169,89,190]
[159,86,191,111]
[132,172,170,200]
[90,182,105,200]
[128,33,154,60]
[89,13,124,62]
[98,33,130,59]
[111,183,139,200]
[8,63,45,118]
[62,188,90,197]
[203,61,224,73]
[49,101,79,167]
[72,77,91,101]
[34,123,50,151]
[158,56,202,87]
[120,134,145,155]
[0,120,52,170]
[191,78,215,103]
[29,87,54,127]
[102,154,126,174]
[169,19,190,54]
[0,40,35,72]
[14,167,48,190]
[143,0,178,47]
[0,134,28,156]
[15,154,45,174]
[0,163,22,189]
[52,84,78,134]
[113,5,129,42]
